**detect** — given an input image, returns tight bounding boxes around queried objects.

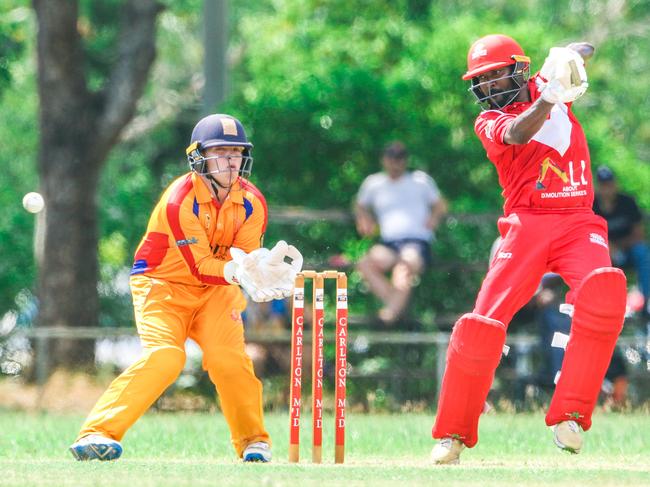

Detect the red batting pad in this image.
[433,313,506,447]
[546,267,626,430]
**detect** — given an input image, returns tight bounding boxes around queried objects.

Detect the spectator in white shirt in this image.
[355,141,447,324]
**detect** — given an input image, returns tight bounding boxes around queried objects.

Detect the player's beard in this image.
[487,82,523,109]
[489,89,509,107]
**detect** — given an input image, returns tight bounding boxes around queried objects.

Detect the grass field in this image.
[1,410,649,486]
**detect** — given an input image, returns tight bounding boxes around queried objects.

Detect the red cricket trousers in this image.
[433,211,612,447]
[475,211,611,322]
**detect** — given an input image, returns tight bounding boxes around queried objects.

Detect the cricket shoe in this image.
[552,420,583,454]
[431,437,465,465]
[69,434,123,461]
[243,441,272,462]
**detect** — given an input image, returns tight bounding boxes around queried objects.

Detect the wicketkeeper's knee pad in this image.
[433,313,506,447]
[546,267,626,430]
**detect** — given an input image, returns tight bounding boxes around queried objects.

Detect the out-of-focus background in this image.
[1,0,649,414]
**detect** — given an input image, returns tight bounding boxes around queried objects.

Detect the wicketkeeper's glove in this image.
[224,240,303,303]
[539,47,589,104]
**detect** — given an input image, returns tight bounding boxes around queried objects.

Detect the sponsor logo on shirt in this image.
[497,251,512,259]
[589,233,608,249]
[176,237,198,247]
[536,158,589,198]
[536,157,568,190]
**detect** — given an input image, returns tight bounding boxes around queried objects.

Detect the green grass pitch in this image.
[1,411,649,486]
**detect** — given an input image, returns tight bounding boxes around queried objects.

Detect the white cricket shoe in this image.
[69,434,123,461]
[431,437,465,465]
[243,441,272,462]
[552,420,583,454]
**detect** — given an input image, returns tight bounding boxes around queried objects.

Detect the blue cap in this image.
[596,165,615,182]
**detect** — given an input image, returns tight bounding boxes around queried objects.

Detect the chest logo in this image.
[536,157,588,193]
[536,157,568,189]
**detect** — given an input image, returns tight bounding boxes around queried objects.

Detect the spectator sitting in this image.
[354,141,447,324]
[593,165,650,319]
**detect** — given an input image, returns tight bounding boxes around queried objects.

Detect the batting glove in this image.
[539,47,588,104]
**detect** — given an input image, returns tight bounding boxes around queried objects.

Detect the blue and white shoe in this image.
[242,441,272,462]
[69,434,123,461]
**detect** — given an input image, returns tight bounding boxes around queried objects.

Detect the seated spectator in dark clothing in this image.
[535,273,628,406]
[593,165,650,318]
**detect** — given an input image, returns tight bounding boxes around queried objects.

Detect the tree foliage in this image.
[1,0,649,330]
[0,3,33,314]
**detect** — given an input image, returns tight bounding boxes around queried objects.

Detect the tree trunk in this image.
[32,0,162,373]
[37,139,102,368]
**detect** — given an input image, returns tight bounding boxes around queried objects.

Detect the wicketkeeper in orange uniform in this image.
[70,114,302,462]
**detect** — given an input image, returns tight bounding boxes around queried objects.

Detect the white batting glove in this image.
[539,47,588,104]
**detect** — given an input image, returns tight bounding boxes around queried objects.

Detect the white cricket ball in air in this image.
[22,192,45,214]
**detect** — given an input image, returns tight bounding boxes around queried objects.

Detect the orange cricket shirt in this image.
[130,172,268,286]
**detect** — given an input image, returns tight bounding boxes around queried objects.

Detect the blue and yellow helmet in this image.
[186,114,253,178]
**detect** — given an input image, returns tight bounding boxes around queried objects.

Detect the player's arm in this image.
[169,199,230,285]
[505,42,593,146]
[503,98,555,145]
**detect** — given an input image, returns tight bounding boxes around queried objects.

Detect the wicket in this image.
[288,270,348,464]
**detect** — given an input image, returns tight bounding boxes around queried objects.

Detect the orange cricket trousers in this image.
[77,275,270,456]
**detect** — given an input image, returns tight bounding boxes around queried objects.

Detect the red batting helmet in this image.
[462,34,529,80]
[462,34,531,109]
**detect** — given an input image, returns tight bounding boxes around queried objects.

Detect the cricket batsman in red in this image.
[431,35,627,464]
[70,114,302,462]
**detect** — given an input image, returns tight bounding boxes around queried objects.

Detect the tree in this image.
[32,0,162,370]
[0,4,30,314]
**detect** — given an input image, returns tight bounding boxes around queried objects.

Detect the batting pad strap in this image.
[449,313,507,376]
[559,303,574,317]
